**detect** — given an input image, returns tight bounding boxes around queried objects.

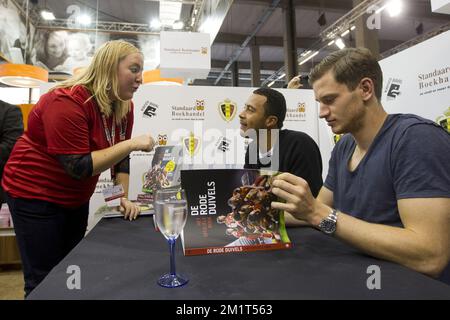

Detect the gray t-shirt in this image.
[324,113,450,227]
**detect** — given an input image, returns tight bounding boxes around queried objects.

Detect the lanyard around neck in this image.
[101,114,116,147]
[101,113,127,179]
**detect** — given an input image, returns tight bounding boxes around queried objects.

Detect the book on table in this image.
[180,169,292,256]
[137,145,183,205]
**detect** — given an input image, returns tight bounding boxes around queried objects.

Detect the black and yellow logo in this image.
[218,99,237,122]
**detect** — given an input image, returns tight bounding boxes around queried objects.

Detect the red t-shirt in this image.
[2,85,134,207]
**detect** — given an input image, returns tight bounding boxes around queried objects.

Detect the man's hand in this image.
[119,198,140,221]
[271,173,329,226]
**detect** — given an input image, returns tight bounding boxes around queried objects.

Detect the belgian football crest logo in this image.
[218,99,237,122]
[158,134,168,146]
[183,132,200,156]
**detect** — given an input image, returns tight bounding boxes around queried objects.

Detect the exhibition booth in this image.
[0,0,449,300]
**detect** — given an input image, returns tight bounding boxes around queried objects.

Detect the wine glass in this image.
[154,188,189,288]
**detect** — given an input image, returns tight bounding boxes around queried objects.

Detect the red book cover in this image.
[180,169,292,256]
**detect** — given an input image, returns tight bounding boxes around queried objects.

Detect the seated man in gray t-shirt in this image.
[274,48,450,282]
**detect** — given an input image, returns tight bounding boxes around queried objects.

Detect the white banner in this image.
[160,31,211,79]
[129,85,318,200]
[380,30,450,125]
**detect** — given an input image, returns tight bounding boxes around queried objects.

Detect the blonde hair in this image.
[53,40,142,123]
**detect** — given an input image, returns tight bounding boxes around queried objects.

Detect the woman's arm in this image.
[91,134,154,175]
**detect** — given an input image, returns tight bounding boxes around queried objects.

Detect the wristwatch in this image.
[317,209,339,235]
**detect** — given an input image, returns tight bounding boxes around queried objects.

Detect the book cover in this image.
[141,146,183,195]
[180,169,292,256]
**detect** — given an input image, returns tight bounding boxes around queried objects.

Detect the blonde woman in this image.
[2,40,155,297]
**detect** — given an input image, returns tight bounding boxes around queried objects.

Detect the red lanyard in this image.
[101,114,127,178]
[102,114,116,148]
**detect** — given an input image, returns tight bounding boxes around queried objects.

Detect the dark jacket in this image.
[0,100,24,203]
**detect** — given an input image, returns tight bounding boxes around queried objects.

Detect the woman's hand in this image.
[130,134,155,152]
[119,198,140,221]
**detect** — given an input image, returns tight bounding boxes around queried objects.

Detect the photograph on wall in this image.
[31,30,109,74]
[0,0,34,64]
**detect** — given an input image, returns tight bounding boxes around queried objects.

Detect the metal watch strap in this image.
[318,208,339,235]
[328,209,338,223]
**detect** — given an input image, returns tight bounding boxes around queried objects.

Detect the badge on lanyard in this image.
[102,184,125,207]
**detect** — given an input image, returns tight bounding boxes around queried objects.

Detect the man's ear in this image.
[359,77,375,102]
[265,115,278,129]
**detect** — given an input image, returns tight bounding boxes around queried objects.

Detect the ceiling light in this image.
[150,18,161,29]
[160,1,182,26]
[328,40,335,46]
[376,4,388,14]
[350,25,356,31]
[199,17,214,33]
[341,30,350,37]
[268,80,275,87]
[77,14,91,26]
[173,20,184,30]
[41,10,55,21]
[0,64,48,88]
[335,38,346,49]
[300,50,311,57]
[277,73,285,80]
[387,0,402,17]
[299,51,319,65]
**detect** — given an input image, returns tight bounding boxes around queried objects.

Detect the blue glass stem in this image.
[168,238,176,276]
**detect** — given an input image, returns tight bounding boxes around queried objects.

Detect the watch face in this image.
[319,219,336,234]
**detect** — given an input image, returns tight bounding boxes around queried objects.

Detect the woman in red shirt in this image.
[2,40,155,297]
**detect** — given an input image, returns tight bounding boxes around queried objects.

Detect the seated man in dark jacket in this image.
[239,88,323,225]
[0,100,23,204]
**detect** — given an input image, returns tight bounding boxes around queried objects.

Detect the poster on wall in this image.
[31,31,160,74]
[0,0,35,64]
[32,30,110,74]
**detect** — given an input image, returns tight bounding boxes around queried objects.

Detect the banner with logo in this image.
[380,30,450,130]
[317,30,450,179]
[128,85,318,200]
